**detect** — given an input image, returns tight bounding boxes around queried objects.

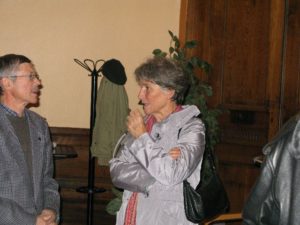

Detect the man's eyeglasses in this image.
[8,74,40,81]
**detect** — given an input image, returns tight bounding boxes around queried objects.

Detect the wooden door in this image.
[281,0,300,123]
[179,0,299,213]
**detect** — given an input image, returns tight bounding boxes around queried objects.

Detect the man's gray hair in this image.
[0,54,31,95]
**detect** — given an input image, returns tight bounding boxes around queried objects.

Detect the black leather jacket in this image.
[243,113,300,225]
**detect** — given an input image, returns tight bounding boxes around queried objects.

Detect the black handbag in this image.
[183,148,230,223]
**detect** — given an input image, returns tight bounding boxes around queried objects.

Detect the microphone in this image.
[155,133,161,140]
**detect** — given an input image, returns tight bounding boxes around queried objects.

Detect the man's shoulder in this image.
[263,112,300,157]
[25,109,47,124]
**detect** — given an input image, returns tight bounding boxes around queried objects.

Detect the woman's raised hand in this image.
[127,109,147,138]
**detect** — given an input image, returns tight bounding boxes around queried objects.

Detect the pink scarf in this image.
[123,106,182,225]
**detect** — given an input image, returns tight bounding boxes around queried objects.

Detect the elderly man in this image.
[0,54,60,225]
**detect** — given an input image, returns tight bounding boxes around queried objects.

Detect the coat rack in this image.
[74,58,106,225]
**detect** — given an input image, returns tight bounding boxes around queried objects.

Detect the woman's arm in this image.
[109,136,156,193]
[129,118,205,186]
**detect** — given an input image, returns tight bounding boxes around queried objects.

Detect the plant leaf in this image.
[153,49,167,57]
[112,187,123,199]
[168,30,174,38]
[152,49,162,56]
[185,40,197,49]
[169,47,175,54]
[174,36,180,48]
[106,198,122,215]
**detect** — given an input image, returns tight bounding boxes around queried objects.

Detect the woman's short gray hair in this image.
[134,57,190,104]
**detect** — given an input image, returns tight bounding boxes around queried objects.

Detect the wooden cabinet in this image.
[180,0,299,213]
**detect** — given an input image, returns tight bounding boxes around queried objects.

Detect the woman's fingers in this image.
[169,147,181,160]
[127,109,146,138]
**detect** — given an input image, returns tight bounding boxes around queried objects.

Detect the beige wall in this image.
[0,0,180,128]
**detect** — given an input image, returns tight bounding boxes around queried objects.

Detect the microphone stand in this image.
[74,58,106,225]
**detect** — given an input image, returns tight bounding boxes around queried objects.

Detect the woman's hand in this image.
[127,109,147,138]
[169,147,181,160]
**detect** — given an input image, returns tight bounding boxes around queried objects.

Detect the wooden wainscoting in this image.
[50,127,116,225]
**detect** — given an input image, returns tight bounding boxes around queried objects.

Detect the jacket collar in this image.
[161,105,200,128]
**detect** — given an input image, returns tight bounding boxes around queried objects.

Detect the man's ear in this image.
[0,77,13,91]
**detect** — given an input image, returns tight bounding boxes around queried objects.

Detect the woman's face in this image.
[138,80,175,119]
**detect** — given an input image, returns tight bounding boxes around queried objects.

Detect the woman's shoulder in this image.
[182,115,205,132]
[173,105,203,127]
[181,105,200,115]
[173,110,205,137]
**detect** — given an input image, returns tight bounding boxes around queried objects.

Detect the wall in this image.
[0,0,180,128]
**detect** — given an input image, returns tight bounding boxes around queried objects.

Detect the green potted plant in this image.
[152,30,221,153]
[106,30,222,215]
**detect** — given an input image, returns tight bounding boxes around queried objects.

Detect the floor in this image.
[58,192,243,225]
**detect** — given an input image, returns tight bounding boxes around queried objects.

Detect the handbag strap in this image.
[204,147,217,172]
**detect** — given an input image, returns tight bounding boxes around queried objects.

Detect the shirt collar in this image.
[0,103,19,117]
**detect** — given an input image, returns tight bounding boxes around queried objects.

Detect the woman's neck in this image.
[153,102,178,122]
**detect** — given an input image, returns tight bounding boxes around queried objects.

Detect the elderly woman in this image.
[109,57,205,225]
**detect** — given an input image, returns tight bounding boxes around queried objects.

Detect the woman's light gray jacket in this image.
[109,105,205,225]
